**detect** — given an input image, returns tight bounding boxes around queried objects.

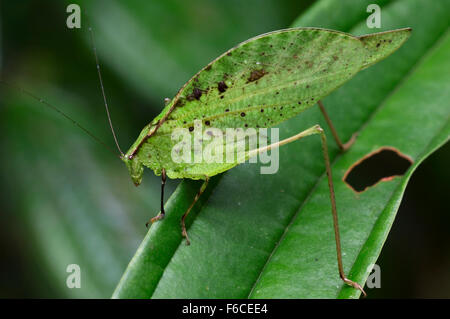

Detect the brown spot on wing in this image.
[187,87,203,101]
[218,81,228,93]
[247,69,267,83]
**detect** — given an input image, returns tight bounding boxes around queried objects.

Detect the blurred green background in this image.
[0,0,448,298]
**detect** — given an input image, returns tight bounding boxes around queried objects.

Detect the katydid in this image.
[120,27,411,296]
[4,27,412,297]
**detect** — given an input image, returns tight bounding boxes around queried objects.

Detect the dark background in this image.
[0,0,448,298]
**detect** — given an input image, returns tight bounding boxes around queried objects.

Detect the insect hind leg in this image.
[181,177,209,245]
[318,100,357,152]
[248,124,366,297]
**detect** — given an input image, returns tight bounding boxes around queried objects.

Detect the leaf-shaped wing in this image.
[129,28,412,179]
[359,28,411,69]
[157,28,366,135]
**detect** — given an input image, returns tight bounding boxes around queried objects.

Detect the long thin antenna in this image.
[88,27,124,157]
[0,80,120,158]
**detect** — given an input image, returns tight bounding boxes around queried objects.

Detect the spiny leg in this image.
[318,100,357,152]
[146,168,166,227]
[181,177,209,246]
[249,125,366,297]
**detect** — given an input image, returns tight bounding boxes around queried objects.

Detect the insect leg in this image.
[318,100,357,152]
[249,125,366,297]
[315,126,366,297]
[181,177,210,246]
[146,168,167,227]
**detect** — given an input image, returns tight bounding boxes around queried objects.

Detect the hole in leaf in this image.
[344,147,413,193]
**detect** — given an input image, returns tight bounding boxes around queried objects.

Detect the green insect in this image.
[7,27,412,297]
[118,27,412,296]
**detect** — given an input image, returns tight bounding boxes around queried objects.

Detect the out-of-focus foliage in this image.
[78,0,313,103]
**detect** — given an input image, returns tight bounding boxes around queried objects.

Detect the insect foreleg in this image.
[146,168,167,227]
[249,125,366,297]
[318,100,357,152]
[181,177,210,246]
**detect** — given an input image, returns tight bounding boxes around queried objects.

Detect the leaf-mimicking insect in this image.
[4,27,412,296]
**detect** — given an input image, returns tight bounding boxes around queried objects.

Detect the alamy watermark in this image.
[66,4,81,29]
[366,263,381,289]
[366,4,381,29]
[66,264,81,289]
[171,121,280,174]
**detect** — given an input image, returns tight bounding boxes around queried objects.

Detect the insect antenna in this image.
[88,27,124,157]
[0,80,121,158]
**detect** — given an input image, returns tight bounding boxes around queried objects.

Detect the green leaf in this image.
[113,0,449,299]
[77,0,308,104]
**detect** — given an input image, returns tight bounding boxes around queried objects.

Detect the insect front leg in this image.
[318,100,357,152]
[146,168,167,227]
[249,125,366,297]
[181,177,210,245]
